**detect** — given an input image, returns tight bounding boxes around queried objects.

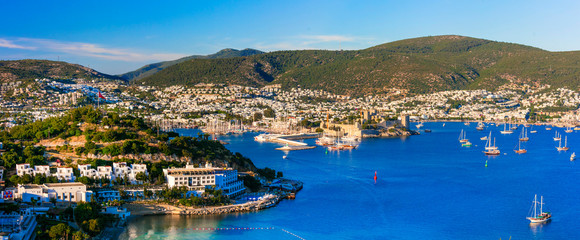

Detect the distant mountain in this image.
[119,48,264,81]
[138,35,580,95]
[0,59,122,83]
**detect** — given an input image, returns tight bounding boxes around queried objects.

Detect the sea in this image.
[118,122,580,239]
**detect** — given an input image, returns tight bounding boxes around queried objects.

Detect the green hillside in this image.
[138,35,580,95]
[119,48,264,81]
[0,59,122,83]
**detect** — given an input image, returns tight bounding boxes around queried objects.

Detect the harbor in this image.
[120,124,580,239]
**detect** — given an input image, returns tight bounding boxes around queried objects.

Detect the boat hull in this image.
[527,217,551,223]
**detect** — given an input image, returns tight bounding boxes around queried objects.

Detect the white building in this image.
[97,166,113,180]
[215,169,245,198]
[113,162,131,179]
[163,163,245,198]
[16,164,51,177]
[78,164,98,178]
[55,167,75,182]
[34,165,51,176]
[112,162,148,184]
[130,164,148,184]
[16,183,88,203]
[15,164,34,176]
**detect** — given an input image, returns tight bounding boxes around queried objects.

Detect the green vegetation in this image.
[119,48,264,81]
[0,59,121,82]
[138,35,580,96]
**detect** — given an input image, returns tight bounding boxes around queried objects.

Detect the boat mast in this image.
[533,194,537,218]
[540,196,543,214]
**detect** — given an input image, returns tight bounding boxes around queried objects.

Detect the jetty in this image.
[256,133,318,150]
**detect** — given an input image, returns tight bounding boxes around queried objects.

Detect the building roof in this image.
[20,184,42,189]
[43,183,86,188]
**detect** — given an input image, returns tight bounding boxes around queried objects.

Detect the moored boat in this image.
[459,129,469,143]
[500,123,513,134]
[553,131,561,141]
[571,152,576,161]
[514,140,526,154]
[527,194,551,223]
[519,128,529,142]
[484,134,500,155]
[556,136,569,151]
[476,122,485,131]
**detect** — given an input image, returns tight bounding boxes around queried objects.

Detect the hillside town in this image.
[1,78,580,239]
[1,79,579,132]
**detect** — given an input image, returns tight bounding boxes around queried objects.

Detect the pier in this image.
[256,133,318,150]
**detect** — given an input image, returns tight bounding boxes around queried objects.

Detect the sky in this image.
[1,0,579,75]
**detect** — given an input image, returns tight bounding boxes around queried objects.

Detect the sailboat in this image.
[458,129,469,143]
[484,134,500,155]
[484,132,496,150]
[565,126,573,133]
[519,128,529,142]
[514,140,526,154]
[527,194,551,223]
[553,131,561,141]
[500,123,513,134]
[556,136,569,151]
[476,122,485,131]
[571,152,576,161]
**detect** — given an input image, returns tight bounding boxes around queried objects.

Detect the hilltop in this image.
[138,35,580,95]
[119,48,264,81]
[0,59,122,83]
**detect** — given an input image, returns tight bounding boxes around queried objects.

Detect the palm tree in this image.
[30,198,37,213]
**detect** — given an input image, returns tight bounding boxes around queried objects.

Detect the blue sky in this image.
[1,0,579,74]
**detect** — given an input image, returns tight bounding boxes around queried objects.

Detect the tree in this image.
[73,230,90,240]
[48,223,72,240]
[253,112,263,121]
[135,172,148,184]
[263,108,276,118]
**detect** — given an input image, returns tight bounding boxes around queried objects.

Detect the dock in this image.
[275,145,316,151]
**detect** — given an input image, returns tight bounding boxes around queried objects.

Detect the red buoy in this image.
[374,171,377,183]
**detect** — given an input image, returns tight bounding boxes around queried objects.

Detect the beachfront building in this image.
[102,206,131,220]
[163,163,245,198]
[16,183,88,203]
[93,189,120,202]
[55,167,75,182]
[214,169,245,198]
[0,210,37,240]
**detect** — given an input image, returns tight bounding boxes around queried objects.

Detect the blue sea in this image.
[119,122,580,239]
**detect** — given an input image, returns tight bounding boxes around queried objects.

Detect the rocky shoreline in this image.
[125,194,283,217]
[362,128,419,138]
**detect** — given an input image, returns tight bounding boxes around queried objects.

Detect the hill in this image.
[138,35,580,95]
[0,59,122,83]
[119,48,264,81]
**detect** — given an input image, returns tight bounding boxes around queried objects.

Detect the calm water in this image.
[119,123,580,239]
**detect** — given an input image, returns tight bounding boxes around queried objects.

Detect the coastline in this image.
[124,194,283,217]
